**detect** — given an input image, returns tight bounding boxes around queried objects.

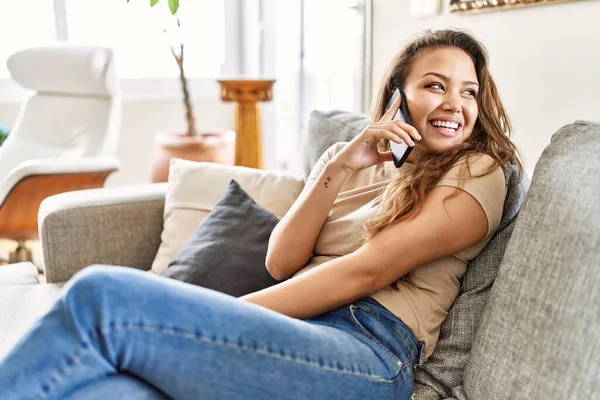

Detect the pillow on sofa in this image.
[162,179,280,297]
[151,158,305,274]
[413,162,529,399]
[300,109,370,180]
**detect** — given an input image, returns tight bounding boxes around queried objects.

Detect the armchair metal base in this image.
[8,240,33,264]
[0,240,34,266]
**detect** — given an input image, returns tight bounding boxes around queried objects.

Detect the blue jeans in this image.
[0,265,423,400]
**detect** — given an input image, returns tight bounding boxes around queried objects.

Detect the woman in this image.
[0,28,523,400]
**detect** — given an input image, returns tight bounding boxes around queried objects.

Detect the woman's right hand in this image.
[330,95,421,173]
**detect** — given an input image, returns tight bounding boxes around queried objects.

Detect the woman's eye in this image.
[427,83,444,91]
[464,89,477,97]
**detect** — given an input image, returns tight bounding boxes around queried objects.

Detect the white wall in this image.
[0,98,235,187]
[372,0,600,175]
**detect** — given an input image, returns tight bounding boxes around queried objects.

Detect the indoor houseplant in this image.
[128,0,235,182]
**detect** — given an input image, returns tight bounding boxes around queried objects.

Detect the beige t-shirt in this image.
[293,142,506,359]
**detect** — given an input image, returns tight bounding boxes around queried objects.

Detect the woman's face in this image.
[401,47,479,161]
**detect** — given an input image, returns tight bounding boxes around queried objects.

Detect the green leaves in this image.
[167,0,179,14]
[126,0,178,14]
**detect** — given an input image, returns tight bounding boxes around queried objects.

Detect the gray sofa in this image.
[0,119,598,400]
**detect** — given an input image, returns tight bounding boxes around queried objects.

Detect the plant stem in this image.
[169,16,197,137]
[178,54,197,137]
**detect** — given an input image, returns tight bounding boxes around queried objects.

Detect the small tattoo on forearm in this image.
[324,176,332,188]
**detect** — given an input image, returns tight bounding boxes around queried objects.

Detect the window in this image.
[64,0,225,79]
[0,0,233,101]
[0,0,56,79]
[0,0,370,173]
[260,0,370,172]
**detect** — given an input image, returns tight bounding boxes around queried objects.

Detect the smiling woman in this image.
[0,28,525,400]
[365,29,524,242]
[401,48,480,155]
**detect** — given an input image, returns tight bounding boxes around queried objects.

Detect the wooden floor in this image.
[0,239,46,283]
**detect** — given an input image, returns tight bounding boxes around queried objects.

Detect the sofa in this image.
[0,116,598,400]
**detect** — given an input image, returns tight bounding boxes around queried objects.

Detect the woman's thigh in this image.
[68,266,415,400]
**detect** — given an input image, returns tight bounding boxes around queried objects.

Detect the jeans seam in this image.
[348,306,408,383]
[36,341,92,399]
[99,322,398,384]
[356,305,418,363]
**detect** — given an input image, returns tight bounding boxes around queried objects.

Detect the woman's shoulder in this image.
[438,153,506,236]
[441,152,503,183]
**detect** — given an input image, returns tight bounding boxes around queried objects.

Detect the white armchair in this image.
[0,44,121,264]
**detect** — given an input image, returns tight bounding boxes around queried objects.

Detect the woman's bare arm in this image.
[265,158,351,280]
[266,96,422,281]
[242,185,488,319]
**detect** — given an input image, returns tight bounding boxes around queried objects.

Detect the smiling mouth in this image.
[429,120,462,137]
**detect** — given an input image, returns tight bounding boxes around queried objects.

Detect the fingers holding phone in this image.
[385,88,419,168]
[329,88,420,173]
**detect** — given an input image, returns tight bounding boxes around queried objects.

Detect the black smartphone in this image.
[385,88,413,168]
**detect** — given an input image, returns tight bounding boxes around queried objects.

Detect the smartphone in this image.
[385,88,413,168]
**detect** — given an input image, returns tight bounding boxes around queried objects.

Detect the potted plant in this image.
[128,0,235,182]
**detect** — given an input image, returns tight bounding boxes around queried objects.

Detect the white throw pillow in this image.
[151,158,306,274]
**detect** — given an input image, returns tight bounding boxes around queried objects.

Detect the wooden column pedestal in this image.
[217,79,275,169]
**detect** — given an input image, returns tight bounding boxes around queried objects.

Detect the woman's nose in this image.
[441,92,462,113]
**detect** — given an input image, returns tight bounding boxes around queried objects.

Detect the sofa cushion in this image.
[462,121,600,399]
[151,159,305,274]
[0,262,39,286]
[300,110,370,180]
[0,284,63,360]
[162,180,280,297]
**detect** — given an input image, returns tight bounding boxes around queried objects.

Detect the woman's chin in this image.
[429,136,467,153]
[408,138,462,161]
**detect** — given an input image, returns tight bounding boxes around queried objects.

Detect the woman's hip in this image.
[308,297,422,374]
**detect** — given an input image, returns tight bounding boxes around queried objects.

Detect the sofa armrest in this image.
[38,183,167,283]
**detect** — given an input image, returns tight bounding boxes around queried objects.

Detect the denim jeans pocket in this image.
[348,304,412,383]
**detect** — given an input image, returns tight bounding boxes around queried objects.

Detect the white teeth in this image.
[431,120,459,130]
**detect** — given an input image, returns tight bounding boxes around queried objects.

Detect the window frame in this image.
[0,0,242,103]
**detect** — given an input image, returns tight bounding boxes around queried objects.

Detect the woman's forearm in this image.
[241,253,373,319]
[266,160,351,280]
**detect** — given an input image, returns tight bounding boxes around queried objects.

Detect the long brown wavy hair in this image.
[363,28,524,242]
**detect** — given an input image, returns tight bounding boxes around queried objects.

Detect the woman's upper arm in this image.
[436,154,506,237]
[353,156,505,289]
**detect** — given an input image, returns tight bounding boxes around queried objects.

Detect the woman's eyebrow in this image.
[421,72,479,87]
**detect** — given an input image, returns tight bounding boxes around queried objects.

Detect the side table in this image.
[217,79,275,169]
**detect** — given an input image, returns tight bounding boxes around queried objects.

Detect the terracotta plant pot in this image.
[150,129,236,183]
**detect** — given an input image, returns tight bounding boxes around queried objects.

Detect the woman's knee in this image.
[62,265,131,309]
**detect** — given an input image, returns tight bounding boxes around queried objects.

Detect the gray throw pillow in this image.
[413,162,530,400]
[300,109,370,180]
[161,179,280,297]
